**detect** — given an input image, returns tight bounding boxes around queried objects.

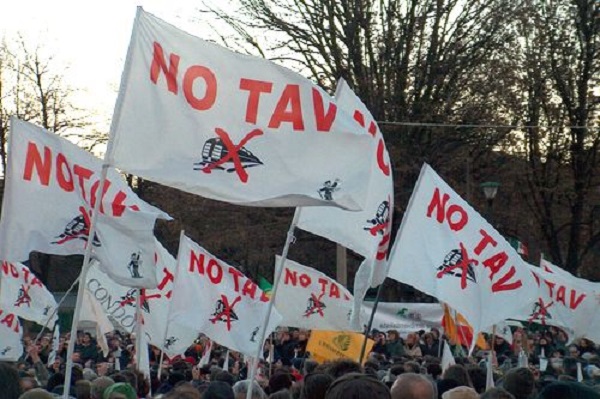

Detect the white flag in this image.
[81,288,115,357]
[387,164,538,336]
[0,261,58,325]
[296,80,394,329]
[0,118,170,263]
[441,340,455,371]
[0,307,23,362]
[274,256,360,331]
[168,235,282,357]
[222,349,230,371]
[108,8,377,210]
[486,351,495,390]
[511,264,596,341]
[198,339,212,367]
[47,323,60,367]
[93,208,161,288]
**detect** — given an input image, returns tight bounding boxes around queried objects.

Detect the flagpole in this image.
[62,164,110,399]
[359,279,385,364]
[158,230,185,381]
[34,275,80,343]
[135,288,143,369]
[246,208,302,399]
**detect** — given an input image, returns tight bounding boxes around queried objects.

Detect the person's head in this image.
[268,373,294,394]
[203,381,234,399]
[76,379,92,399]
[501,367,535,399]
[480,387,516,399]
[405,333,417,346]
[17,388,55,399]
[102,382,137,399]
[387,330,400,342]
[215,371,236,387]
[567,345,580,358]
[403,361,421,374]
[303,360,318,376]
[390,373,435,399]
[466,365,486,394]
[0,363,22,399]
[301,373,333,399]
[441,386,478,399]
[324,359,363,380]
[325,373,390,399]
[19,377,39,392]
[442,365,472,388]
[91,376,114,399]
[232,380,267,399]
[83,333,93,345]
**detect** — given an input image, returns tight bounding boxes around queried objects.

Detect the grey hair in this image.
[232,380,267,399]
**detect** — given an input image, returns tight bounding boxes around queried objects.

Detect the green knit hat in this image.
[102,382,137,399]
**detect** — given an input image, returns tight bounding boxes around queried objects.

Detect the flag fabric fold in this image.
[387,164,537,337]
[108,8,377,210]
[168,235,282,357]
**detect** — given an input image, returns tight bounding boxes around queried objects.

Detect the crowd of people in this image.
[3,324,600,398]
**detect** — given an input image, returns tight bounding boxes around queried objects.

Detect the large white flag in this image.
[0,261,58,325]
[0,307,24,362]
[168,235,282,357]
[296,80,394,328]
[0,118,170,263]
[387,164,538,336]
[274,256,359,331]
[108,8,377,210]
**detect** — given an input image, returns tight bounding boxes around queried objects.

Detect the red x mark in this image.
[304,292,326,318]
[53,206,92,245]
[201,128,264,183]
[436,243,479,289]
[210,295,241,331]
[15,285,31,307]
[528,298,553,325]
[119,289,161,307]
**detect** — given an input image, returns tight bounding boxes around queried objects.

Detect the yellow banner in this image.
[306,330,374,364]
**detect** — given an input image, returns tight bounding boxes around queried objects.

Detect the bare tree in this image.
[0,37,88,172]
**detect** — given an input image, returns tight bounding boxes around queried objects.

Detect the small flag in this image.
[441,340,455,371]
[258,276,273,298]
[508,237,528,259]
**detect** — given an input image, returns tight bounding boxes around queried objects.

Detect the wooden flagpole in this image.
[246,208,302,399]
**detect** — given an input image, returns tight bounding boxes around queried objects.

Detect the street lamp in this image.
[480,181,500,221]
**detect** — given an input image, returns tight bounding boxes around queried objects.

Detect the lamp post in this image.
[480,181,500,222]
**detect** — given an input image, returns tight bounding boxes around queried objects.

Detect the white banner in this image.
[387,164,538,336]
[274,256,360,331]
[0,118,169,263]
[81,288,115,356]
[108,8,377,210]
[295,80,394,330]
[168,236,282,357]
[0,307,24,362]
[362,302,443,336]
[0,261,58,325]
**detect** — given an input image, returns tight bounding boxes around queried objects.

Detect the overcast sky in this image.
[0,0,225,132]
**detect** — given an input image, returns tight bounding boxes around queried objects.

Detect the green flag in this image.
[258,275,273,297]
